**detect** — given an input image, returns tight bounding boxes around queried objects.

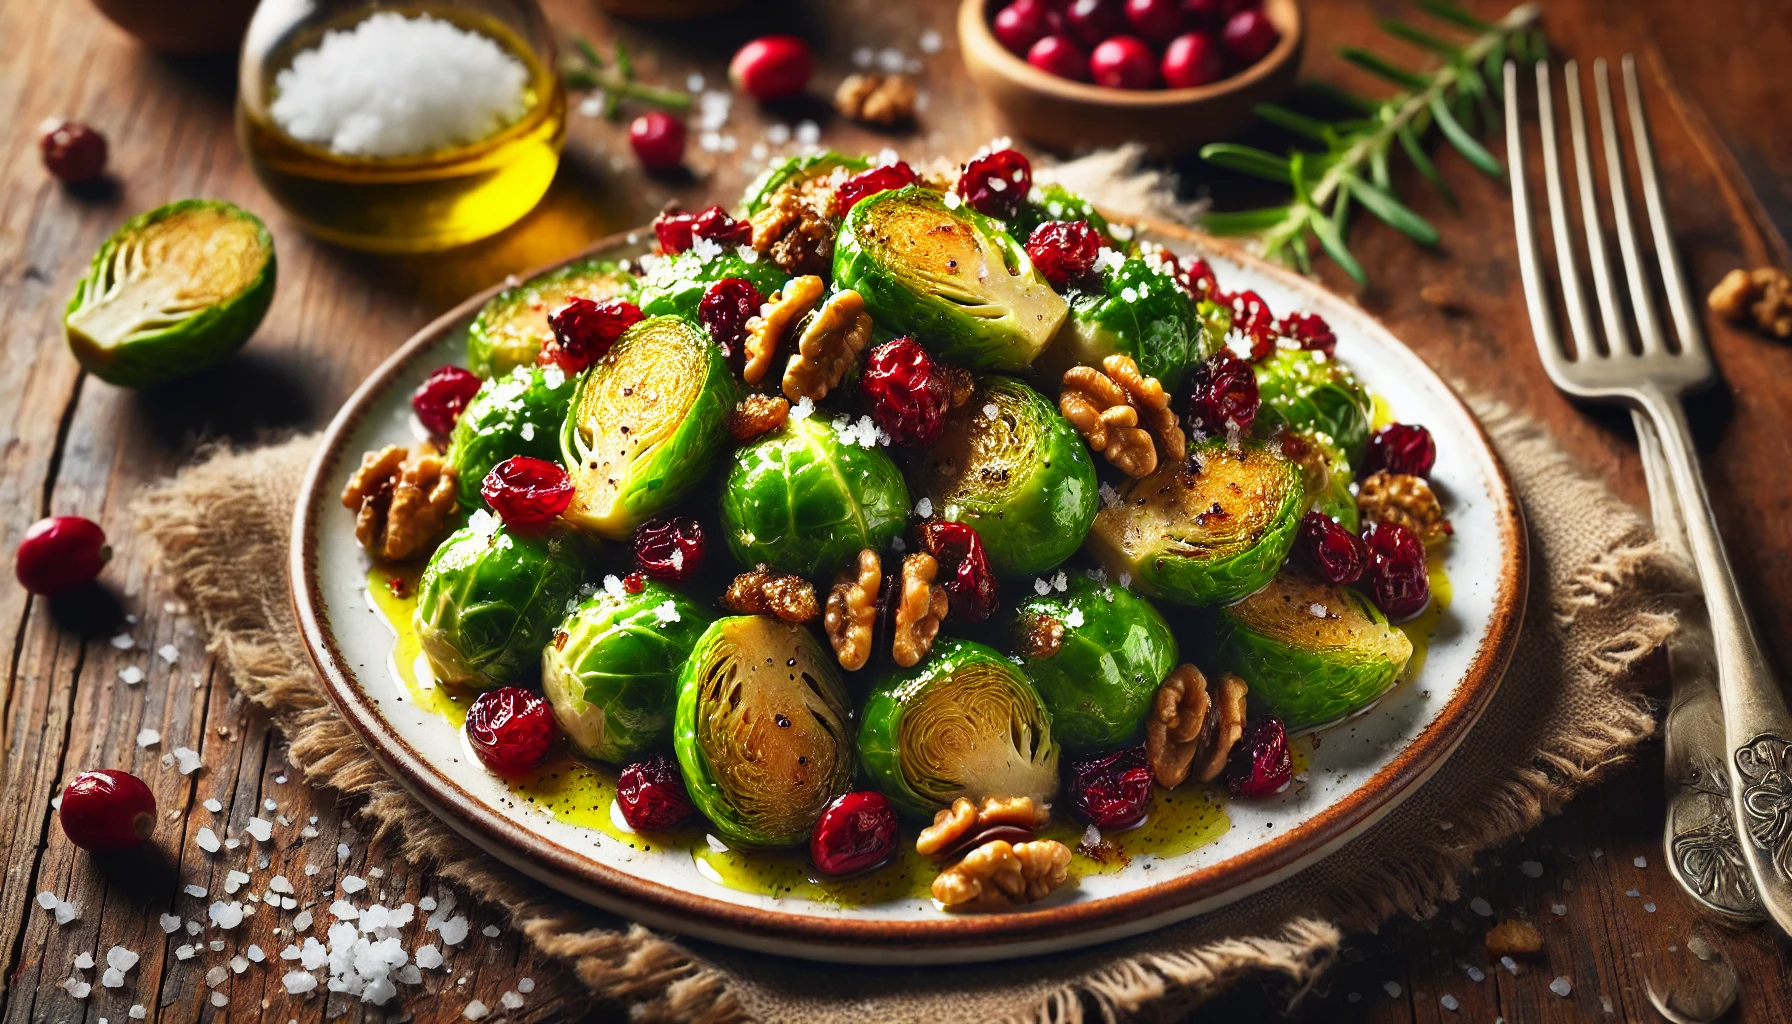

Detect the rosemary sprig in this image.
[1198,0,1546,284]
[560,37,693,119]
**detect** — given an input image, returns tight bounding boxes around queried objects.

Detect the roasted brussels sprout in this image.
[834,186,1068,372]
[1042,256,1217,392]
[1007,183,1116,245]
[1280,429,1359,531]
[912,376,1098,577]
[739,151,870,215]
[1253,349,1375,459]
[64,200,275,388]
[1203,573,1413,731]
[858,638,1060,818]
[541,579,716,763]
[413,518,597,689]
[673,615,858,847]
[635,251,788,320]
[446,366,575,508]
[561,316,737,540]
[719,413,909,577]
[1010,575,1178,752]
[1087,439,1304,606]
[466,259,638,378]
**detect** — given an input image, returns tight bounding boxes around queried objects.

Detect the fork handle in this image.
[1637,385,1792,935]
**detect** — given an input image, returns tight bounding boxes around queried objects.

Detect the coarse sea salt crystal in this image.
[284,970,318,994]
[209,901,245,929]
[158,644,179,664]
[1549,976,1573,996]
[136,728,160,748]
[174,748,203,775]
[110,634,135,650]
[481,924,501,938]
[196,828,221,853]
[464,999,491,1020]
[1520,860,1544,878]
[341,875,367,894]
[501,991,525,1010]
[160,913,181,933]
[118,666,144,685]
[518,978,535,994]
[75,952,95,970]
[438,916,470,946]
[1468,897,1493,917]
[108,947,139,972]
[415,944,443,970]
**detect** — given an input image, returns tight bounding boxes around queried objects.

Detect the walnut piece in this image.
[743,275,824,385]
[1060,364,1156,477]
[748,168,851,278]
[1484,919,1543,957]
[1708,266,1792,339]
[341,444,457,562]
[939,364,976,408]
[1102,354,1186,464]
[932,839,1072,910]
[892,553,948,667]
[782,289,873,402]
[1357,470,1453,545]
[834,73,918,125]
[728,393,790,441]
[723,564,820,623]
[1016,613,1064,659]
[825,549,882,671]
[915,795,1047,856]
[1146,665,1249,787]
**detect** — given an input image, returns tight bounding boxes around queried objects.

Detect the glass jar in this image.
[237,0,565,253]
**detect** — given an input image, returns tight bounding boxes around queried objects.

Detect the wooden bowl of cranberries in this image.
[958,0,1302,154]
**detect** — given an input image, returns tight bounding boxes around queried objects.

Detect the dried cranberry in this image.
[1026,220,1104,290]
[917,520,999,621]
[729,35,813,101]
[1069,747,1154,829]
[1295,511,1365,585]
[956,148,1032,221]
[1090,36,1160,89]
[992,0,1054,54]
[1186,349,1260,435]
[1365,423,1437,478]
[654,205,749,254]
[1276,311,1336,357]
[616,754,696,831]
[623,571,647,594]
[412,365,484,436]
[1224,718,1292,799]
[1162,32,1224,88]
[465,687,556,777]
[1124,0,1186,43]
[861,338,951,447]
[1222,8,1281,66]
[59,769,155,852]
[1362,520,1430,620]
[698,277,765,359]
[1226,290,1278,360]
[833,161,920,216]
[15,516,109,596]
[1026,34,1089,80]
[547,296,645,373]
[1177,255,1220,300]
[481,457,574,528]
[39,119,107,184]
[810,791,899,875]
[1065,0,1126,47]
[632,516,705,582]
[629,111,686,171]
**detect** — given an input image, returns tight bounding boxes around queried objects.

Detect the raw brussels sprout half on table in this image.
[466,258,638,378]
[1253,349,1376,460]
[636,250,788,320]
[1042,255,1218,392]
[446,365,575,509]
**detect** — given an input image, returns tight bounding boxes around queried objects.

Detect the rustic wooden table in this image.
[3,0,1789,1020]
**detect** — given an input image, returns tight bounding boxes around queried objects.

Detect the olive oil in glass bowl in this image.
[238,0,565,253]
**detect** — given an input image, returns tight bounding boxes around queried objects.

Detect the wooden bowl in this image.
[958,0,1304,155]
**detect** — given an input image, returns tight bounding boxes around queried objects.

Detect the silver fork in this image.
[1505,55,1792,936]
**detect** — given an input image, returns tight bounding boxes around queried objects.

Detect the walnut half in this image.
[340,444,457,562]
[916,795,1047,857]
[1145,664,1249,788]
[1357,469,1453,545]
[743,275,824,386]
[892,553,948,667]
[1708,266,1792,339]
[723,565,819,623]
[825,549,881,671]
[1059,357,1183,478]
[782,289,873,403]
[931,839,1073,911]
[834,73,918,125]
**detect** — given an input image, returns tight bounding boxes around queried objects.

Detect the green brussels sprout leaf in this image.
[636,251,788,320]
[467,258,638,378]
[1006,183,1118,247]
[447,366,576,508]
[739,151,871,216]
[1252,349,1376,459]
[1280,428,1360,531]
[1041,256,1215,392]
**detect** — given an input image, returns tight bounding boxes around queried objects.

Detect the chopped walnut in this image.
[743,275,824,386]
[723,564,820,623]
[891,553,948,667]
[1484,919,1543,957]
[1193,672,1249,783]
[825,549,881,671]
[1146,665,1250,788]
[931,838,1072,910]
[939,364,977,408]
[1016,613,1064,659]
[782,289,873,402]
[728,393,790,441]
[341,444,458,562]
[1060,364,1156,477]
[1102,354,1186,464]
[1708,266,1792,339]
[915,795,1047,856]
[748,167,851,278]
[834,73,918,126]
[1358,470,1453,545]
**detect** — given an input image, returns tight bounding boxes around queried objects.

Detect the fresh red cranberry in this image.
[730,35,813,101]
[1225,290,1278,360]
[1362,520,1431,620]
[917,520,999,621]
[1124,0,1185,43]
[1276,311,1336,357]
[833,161,920,216]
[1065,0,1125,46]
[992,0,1054,54]
[39,119,107,183]
[1186,349,1260,434]
[861,337,952,447]
[1365,423,1437,478]
[654,205,750,254]
[1069,747,1154,829]
[1089,35,1160,89]
[1296,511,1365,585]
[481,457,574,529]
[1026,34,1089,80]
[956,148,1033,221]
[465,687,556,776]
[698,277,765,359]
[1026,220,1104,289]
[1221,8,1280,65]
[616,754,696,831]
[1224,718,1292,799]
[1161,31,1224,88]
[16,516,109,596]
[412,366,483,436]
[631,516,706,582]
[546,296,645,373]
[1177,254,1220,300]
[59,769,155,852]
[1181,0,1250,29]
[629,111,686,171]
[810,791,899,875]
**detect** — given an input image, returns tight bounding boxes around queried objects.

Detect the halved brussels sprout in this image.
[1007,183,1117,243]
[413,518,597,689]
[673,615,857,847]
[912,376,1097,577]
[1253,349,1375,459]
[739,151,870,215]
[1041,256,1216,392]
[560,316,738,540]
[466,258,638,378]
[720,413,909,577]
[447,365,575,508]
[834,186,1068,372]
[541,579,716,763]
[635,250,788,320]
[1010,575,1178,752]
[64,200,276,388]
[1203,573,1413,731]
[858,638,1060,819]
[1087,439,1304,606]
[1281,429,1359,531]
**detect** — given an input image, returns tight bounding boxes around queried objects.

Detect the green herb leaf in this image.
[1430,93,1503,175]
[1200,207,1299,235]
[1199,144,1295,182]
[1379,19,1462,56]
[1341,48,1430,89]
[1254,103,1336,144]
[1345,176,1440,245]
[1416,0,1493,32]
[1308,209,1367,285]
[1396,124,1458,207]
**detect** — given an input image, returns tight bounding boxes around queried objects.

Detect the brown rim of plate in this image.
[291,219,1528,954]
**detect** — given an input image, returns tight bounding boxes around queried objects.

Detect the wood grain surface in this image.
[1,0,1788,1021]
